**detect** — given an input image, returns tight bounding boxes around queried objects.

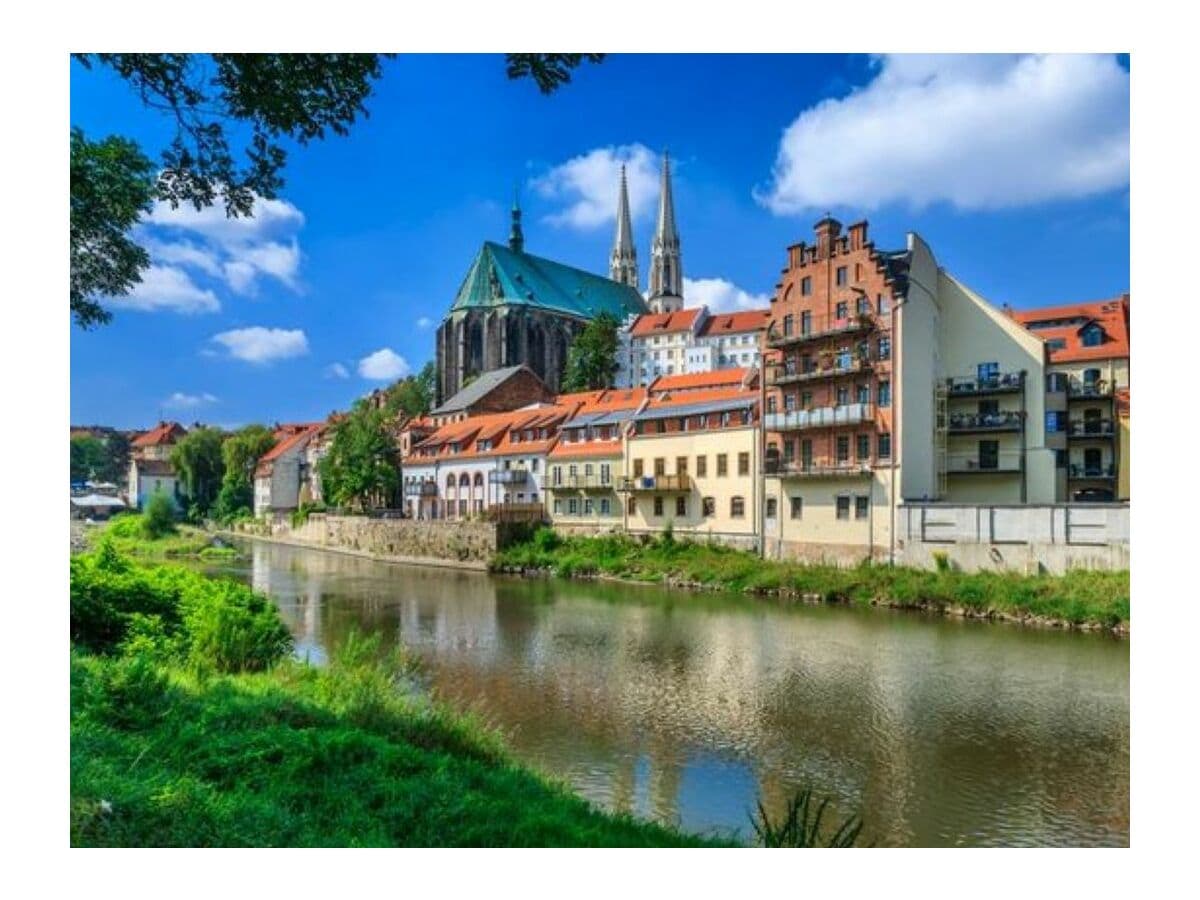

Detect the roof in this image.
[697,310,770,337]
[648,368,752,394]
[132,421,185,448]
[71,494,127,508]
[634,387,758,422]
[431,365,538,415]
[1011,294,1129,364]
[629,308,702,337]
[449,241,647,321]
[549,439,624,460]
[256,424,322,476]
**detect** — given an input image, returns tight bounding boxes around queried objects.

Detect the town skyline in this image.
[71,53,1130,429]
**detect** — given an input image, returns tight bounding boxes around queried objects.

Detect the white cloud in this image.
[684,277,772,313]
[531,144,660,229]
[416,316,434,329]
[324,362,350,380]
[358,348,410,381]
[211,327,309,364]
[164,391,218,409]
[108,264,220,314]
[757,54,1129,213]
[138,194,305,297]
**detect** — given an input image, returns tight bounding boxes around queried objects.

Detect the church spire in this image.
[609,164,638,289]
[648,150,682,313]
[508,185,524,253]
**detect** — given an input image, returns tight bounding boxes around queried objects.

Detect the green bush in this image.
[532,526,561,553]
[142,492,177,538]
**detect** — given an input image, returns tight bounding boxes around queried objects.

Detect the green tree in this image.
[71,435,108,482]
[318,400,399,511]
[386,361,437,418]
[169,427,226,514]
[100,432,132,486]
[214,425,277,521]
[72,53,602,328]
[562,312,621,391]
[142,491,178,539]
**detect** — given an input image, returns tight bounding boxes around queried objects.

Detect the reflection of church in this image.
[434,154,684,402]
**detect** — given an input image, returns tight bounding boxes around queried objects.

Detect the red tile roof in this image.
[644,385,756,411]
[131,421,186,448]
[1010,295,1129,364]
[548,439,623,460]
[697,309,770,336]
[648,368,751,394]
[628,308,702,337]
[256,423,323,475]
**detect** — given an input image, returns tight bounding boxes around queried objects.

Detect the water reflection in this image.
[206,541,1129,846]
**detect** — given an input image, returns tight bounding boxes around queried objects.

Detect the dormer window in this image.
[1081,324,1104,347]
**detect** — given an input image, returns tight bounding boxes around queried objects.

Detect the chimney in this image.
[814,215,842,259]
[847,220,868,250]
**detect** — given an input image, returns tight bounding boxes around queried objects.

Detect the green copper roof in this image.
[450,241,648,320]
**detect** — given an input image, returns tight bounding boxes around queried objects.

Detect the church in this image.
[434,154,685,402]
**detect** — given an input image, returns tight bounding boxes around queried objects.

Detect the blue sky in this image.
[70,53,1130,429]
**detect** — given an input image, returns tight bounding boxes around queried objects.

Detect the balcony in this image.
[1067,419,1116,439]
[767,313,875,349]
[765,403,874,432]
[769,356,873,386]
[1069,463,1116,480]
[946,373,1024,397]
[1068,379,1114,400]
[945,451,1023,474]
[559,473,615,491]
[618,473,693,493]
[767,459,873,479]
[489,468,531,485]
[403,481,438,497]
[947,411,1024,433]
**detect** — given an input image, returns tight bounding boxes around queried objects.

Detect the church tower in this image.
[609,165,638,289]
[508,189,524,253]
[647,151,683,314]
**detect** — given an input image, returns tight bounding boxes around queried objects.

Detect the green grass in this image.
[492,529,1130,629]
[87,514,233,559]
[70,548,724,847]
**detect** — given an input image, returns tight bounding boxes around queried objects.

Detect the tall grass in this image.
[751,788,865,848]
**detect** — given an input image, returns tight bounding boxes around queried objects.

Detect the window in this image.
[1046,411,1066,433]
[717,454,728,476]
[801,439,813,467]
[600,463,611,485]
[856,384,870,405]
[977,362,999,384]
[702,496,715,517]
[1081,324,1104,347]
[551,466,562,486]
[855,496,869,519]
[600,498,611,515]
[836,266,847,286]
[653,496,664,517]
[836,436,850,463]
[1047,338,1067,351]
[1047,372,1069,392]
[584,498,593,515]
[784,393,796,412]
[731,496,746,518]
[878,336,891,360]
[783,314,794,336]
[553,499,563,514]
[879,294,890,315]
[676,496,687,516]
[569,464,578,478]
[878,432,892,459]
[836,386,850,406]
[654,457,666,476]
[696,455,707,478]
[836,301,848,319]
[801,391,813,409]
[800,310,812,334]
[856,296,870,316]
[676,456,688,475]
[584,463,594,477]
[1055,449,1068,469]
[856,434,870,461]
[655,419,666,434]
[627,497,637,515]
[854,263,863,283]
[738,452,750,476]
[633,458,644,478]
[568,498,578,515]
[766,396,776,414]
[801,276,812,296]
[878,380,891,408]
[766,497,777,519]
[790,496,803,519]
[836,496,850,519]
[979,440,999,470]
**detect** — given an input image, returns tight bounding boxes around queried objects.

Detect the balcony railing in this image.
[767,313,875,348]
[1068,379,1114,399]
[945,451,1023,474]
[769,356,873,386]
[488,468,530,485]
[1069,464,1116,480]
[1068,419,1116,438]
[554,473,615,490]
[946,373,1024,396]
[767,459,874,478]
[618,473,693,492]
[765,403,874,432]
[403,481,438,497]
[947,411,1024,433]
[484,502,547,523]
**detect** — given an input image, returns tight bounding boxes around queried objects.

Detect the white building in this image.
[615,307,768,387]
[253,423,323,517]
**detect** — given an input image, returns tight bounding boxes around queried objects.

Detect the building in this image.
[253,423,324,517]
[615,307,769,387]
[1010,295,1130,502]
[429,364,554,427]
[127,421,186,509]
[762,217,1066,564]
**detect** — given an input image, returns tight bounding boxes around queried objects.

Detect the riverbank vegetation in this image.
[70,546,724,846]
[491,529,1129,630]
[85,509,237,560]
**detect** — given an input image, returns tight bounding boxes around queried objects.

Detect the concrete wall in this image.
[897,502,1129,574]
[765,468,895,564]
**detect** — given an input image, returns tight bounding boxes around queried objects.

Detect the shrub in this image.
[142,492,177,539]
[532,526,561,553]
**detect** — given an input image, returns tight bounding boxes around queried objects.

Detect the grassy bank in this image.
[491,529,1130,631]
[69,544,722,847]
[85,513,238,560]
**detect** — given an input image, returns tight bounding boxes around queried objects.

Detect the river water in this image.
[206,540,1129,847]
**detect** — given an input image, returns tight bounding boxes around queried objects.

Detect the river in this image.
[204,539,1129,847]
